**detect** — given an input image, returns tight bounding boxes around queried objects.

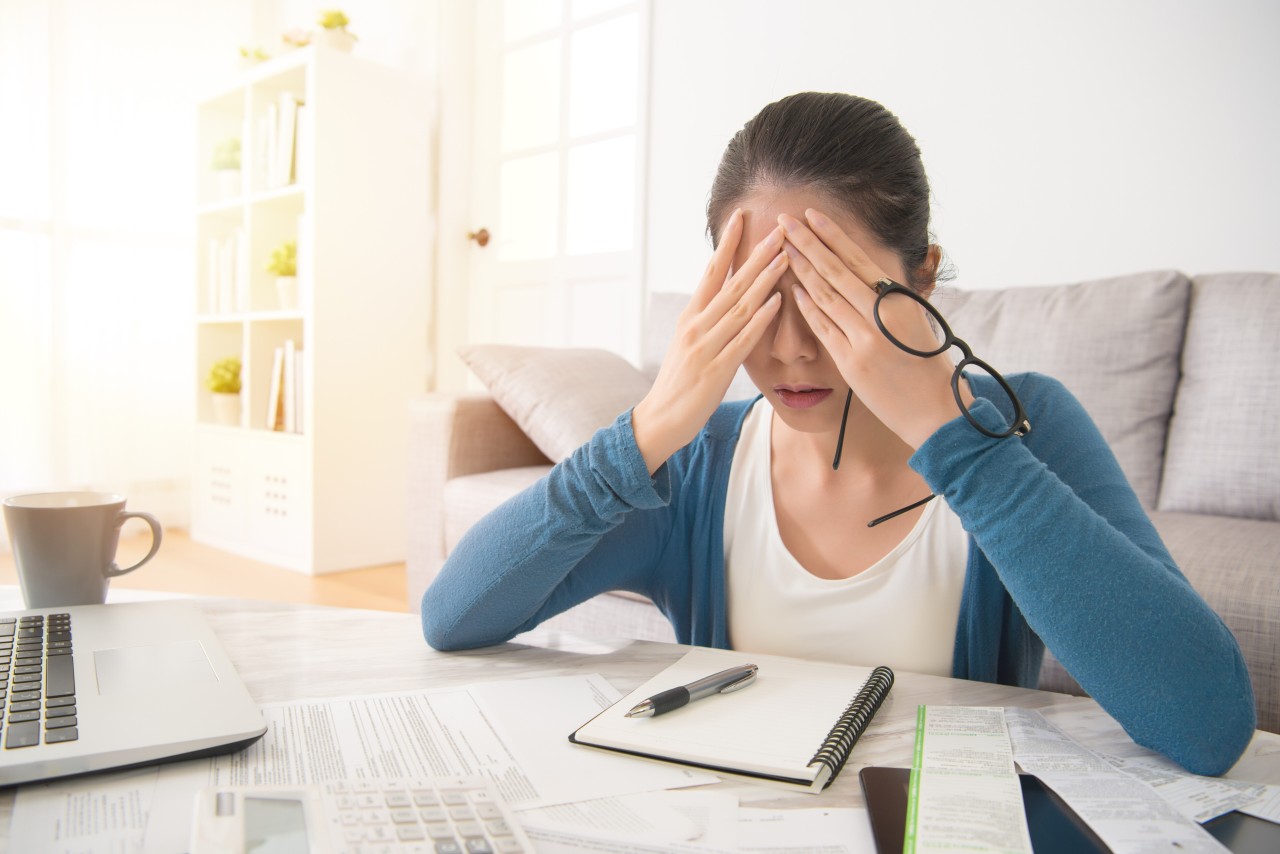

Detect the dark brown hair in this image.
[707,92,942,290]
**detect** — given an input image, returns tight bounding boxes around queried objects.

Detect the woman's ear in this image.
[917,245,943,298]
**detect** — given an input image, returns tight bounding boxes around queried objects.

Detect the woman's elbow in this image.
[420,585,467,651]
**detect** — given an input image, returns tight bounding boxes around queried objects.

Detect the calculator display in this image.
[244,797,310,854]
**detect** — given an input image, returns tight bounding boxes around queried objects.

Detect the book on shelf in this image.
[267,346,285,431]
[283,338,297,433]
[258,91,304,190]
[266,340,304,434]
[206,227,247,315]
[570,646,894,792]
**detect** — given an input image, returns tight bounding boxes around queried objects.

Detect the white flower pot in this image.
[276,276,299,311]
[211,392,241,426]
[215,169,241,200]
[314,28,356,52]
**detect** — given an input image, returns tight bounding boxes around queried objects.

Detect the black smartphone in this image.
[1202,809,1280,854]
[858,766,1109,854]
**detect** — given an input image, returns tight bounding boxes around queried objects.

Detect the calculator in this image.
[189,774,533,854]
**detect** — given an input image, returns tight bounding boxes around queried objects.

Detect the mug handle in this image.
[106,511,164,577]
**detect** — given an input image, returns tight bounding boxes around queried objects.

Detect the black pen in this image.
[624,664,758,718]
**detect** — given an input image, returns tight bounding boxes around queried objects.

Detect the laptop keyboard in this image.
[0,613,78,749]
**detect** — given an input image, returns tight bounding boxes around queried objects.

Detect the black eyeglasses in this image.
[833,278,1030,527]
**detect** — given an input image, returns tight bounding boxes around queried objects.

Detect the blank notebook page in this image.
[575,646,878,779]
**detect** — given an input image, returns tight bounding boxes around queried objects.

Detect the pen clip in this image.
[718,668,757,694]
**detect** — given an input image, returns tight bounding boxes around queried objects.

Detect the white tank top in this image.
[724,401,969,676]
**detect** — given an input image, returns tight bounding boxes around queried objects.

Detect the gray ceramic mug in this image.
[2,492,163,607]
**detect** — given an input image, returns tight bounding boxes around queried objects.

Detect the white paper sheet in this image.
[1004,708,1228,853]
[1102,751,1279,822]
[11,674,714,854]
[520,791,873,854]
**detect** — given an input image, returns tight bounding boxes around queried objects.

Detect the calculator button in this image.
[385,792,412,808]
[390,809,418,824]
[455,821,483,838]
[344,828,367,843]
[494,839,524,853]
[426,823,456,840]
[45,727,79,744]
[464,838,494,854]
[485,820,510,836]
[367,825,394,842]
[357,794,381,809]
[440,790,468,806]
[396,824,427,841]
[413,790,441,807]
[435,842,463,854]
[361,810,387,825]
[475,804,503,821]
[340,811,360,826]
[353,781,378,794]
[420,806,447,822]
[449,806,475,821]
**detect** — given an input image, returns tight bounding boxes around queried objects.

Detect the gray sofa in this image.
[407,270,1280,733]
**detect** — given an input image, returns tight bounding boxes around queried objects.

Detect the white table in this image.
[1,591,1277,848]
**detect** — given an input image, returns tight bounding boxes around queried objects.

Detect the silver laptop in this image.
[0,600,267,786]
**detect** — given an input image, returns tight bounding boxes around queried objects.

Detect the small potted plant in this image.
[314,9,357,52]
[238,45,270,69]
[206,357,242,426]
[266,240,299,310]
[212,138,241,200]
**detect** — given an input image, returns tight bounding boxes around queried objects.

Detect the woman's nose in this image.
[770,295,818,363]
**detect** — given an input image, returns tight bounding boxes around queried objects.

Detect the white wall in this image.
[646,0,1280,295]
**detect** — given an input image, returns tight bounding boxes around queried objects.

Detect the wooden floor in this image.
[0,529,410,613]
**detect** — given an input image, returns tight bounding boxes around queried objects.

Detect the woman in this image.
[422,92,1254,775]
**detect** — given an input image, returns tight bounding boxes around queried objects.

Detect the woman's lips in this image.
[774,387,834,409]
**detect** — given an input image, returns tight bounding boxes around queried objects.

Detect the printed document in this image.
[10,674,713,854]
[904,705,1033,854]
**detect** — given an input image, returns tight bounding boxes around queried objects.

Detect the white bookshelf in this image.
[192,47,432,574]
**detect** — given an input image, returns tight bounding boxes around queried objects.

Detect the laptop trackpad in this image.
[94,641,218,695]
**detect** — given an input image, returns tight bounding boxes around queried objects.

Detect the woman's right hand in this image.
[632,210,788,474]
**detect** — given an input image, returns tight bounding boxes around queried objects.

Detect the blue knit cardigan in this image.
[422,372,1255,775]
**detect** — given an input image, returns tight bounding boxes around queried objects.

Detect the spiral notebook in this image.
[569,647,894,792]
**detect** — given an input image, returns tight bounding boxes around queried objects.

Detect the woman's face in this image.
[729,186,915,435]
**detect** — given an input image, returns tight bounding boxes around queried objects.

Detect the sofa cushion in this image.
[1158,273,1280,521]
[459,345,653,462]
[933,271,1190,508]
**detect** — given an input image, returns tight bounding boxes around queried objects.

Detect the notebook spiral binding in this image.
[807,666,895,773]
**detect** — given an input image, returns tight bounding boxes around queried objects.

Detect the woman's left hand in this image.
[779,208,970,449]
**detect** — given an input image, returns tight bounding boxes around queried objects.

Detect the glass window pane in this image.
[0,0,51,220]
[62,239,193,486]
[60,2,208,233]
[504,0,562,42]
[568,13,639,138]
[501,38,562,153]
[0,230,53,489]
[566,136,634,255]
[572,0,633,19]
[499,152,560,261]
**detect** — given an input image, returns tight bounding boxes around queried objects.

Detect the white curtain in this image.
[0,0,249,546]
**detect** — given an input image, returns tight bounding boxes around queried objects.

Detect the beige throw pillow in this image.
[458,345,653,461]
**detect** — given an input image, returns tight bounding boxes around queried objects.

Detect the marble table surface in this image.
[1,591,1278,845]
